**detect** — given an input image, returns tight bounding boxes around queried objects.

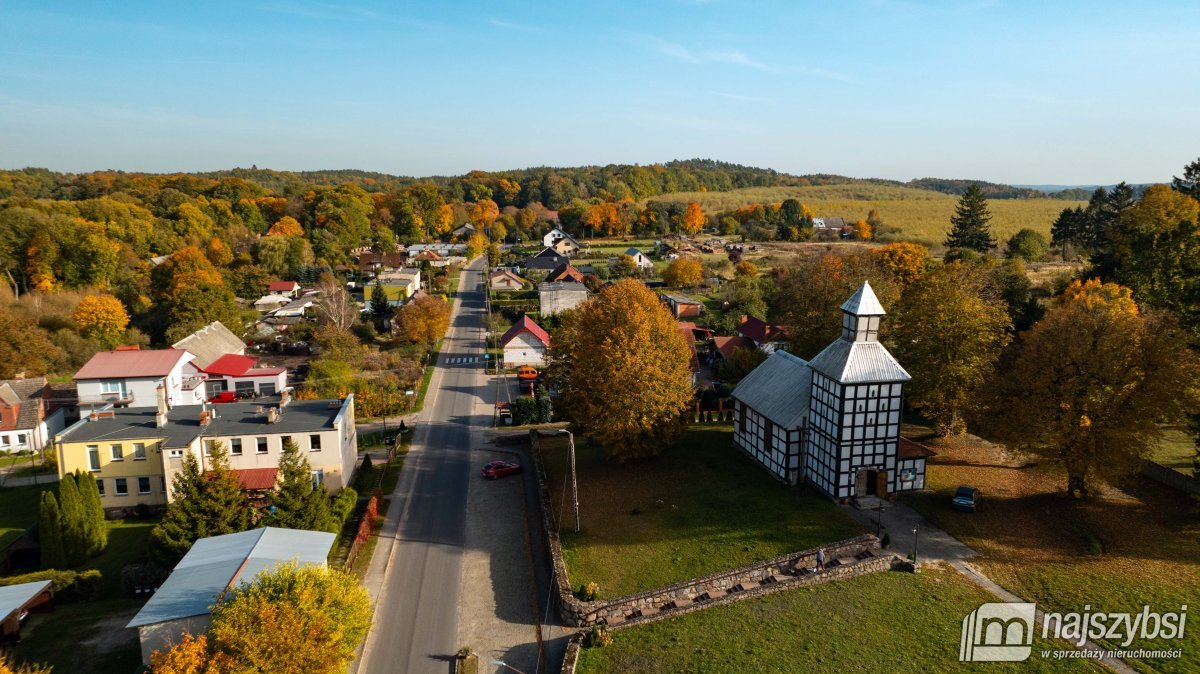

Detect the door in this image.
[875,470,888,498]
[866,470,879,496]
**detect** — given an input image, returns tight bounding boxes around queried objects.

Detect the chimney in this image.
[199,401,211,426]
[155,385,169,428]
[279,389,291,408]
[267,408,279,424]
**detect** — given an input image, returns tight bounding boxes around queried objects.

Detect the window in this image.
[138,477,151,495]
[235,381,256,395]
[260,383,277,396]
[230,438,242,455]
[96,479,105,497]
[133,443,146,460]
[309,434,322,451]
[281,436,292,449]
[110,444,123,461]
[257,437,268,454]
[16,434,26,447]
[167,448,183,458]
[114,478,128,496]
[87,445,100,471]
[160,477,167,493]
[311,469,324,489]
[100,380,126,396]
[0,436,7,448]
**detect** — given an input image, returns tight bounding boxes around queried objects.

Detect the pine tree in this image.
[944,185,995,252]
[304,487,339,533]
[369,281,390,321]
[202,441,252,536]
[57,474,87,565]
[265,438,314,529]
[38,491,66,569]
[150,452,205,565]
[74,470,108,557]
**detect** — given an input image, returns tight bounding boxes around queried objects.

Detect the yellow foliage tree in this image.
[148,633,234,674]
[204,237,233,267]
[981,279,1200,497]
[733,261,758,278]
[680,202,705,235]
[851,219,872,240]
[267,216,304,237]
[465,232,489,260]
[872,242,930,286]
[394,294,451,345]
[433,204,454,235]
[662,257,703,288]
[468,199,500,228]
[547,279,694,460]
[74,294,130,349]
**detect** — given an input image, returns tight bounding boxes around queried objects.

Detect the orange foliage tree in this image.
[267,216,304,237]
[73,294,130,349]
[662,257,703,288]
[394,294,451,345]
[872,242,930,286]
[680,202,705,235]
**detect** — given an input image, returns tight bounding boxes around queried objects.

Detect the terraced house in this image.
[52,390,357,514]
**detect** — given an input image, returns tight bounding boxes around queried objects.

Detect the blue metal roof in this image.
[0,580,51,621]
[126,527,335,628]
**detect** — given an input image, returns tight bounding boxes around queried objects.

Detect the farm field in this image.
[647,185,1083,247]
[576,565,1100,674]
[903,431,1200,674]
[541,425,863,598]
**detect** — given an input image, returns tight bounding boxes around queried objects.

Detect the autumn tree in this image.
[1171,155,1200,201]
[313,273,358,335]
[151,247,242,343]
[980,280,1200,497]
[203,237,233,267]
[680,202,705,235]
[394,293,451,344]
[73,293,130,349]
[148,633,233,674]
[610,254,638,278]
[944,185,995,252]
[38,491,65,569]
[872,242,930,287]
[547,279,693,460]
[465,232,489,260]
[662,257,703,288]
[207,563,372,674]
[887,263,1012,435]
[150,442,251,566]
[733,261,758,278]
[0,653,53,674]
[0,305,64,378]
[851,219,872,240]
[267,215,304,237]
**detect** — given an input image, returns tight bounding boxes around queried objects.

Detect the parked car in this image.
[952,486,981,512]
[207,391,238,404]
[481,460,521,480]
[517,365,539,381]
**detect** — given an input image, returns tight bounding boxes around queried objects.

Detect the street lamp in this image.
[490,659,527,674]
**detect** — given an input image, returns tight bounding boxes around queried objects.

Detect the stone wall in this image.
[1142,459,1200,496]
[560,633,583,674]
[530,435,894,630]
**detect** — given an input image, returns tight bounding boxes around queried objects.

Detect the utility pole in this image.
[563,430,580,533]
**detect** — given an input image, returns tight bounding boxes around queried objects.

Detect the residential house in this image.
[542,227,583,255]
[267,281,301,298]
[272,293,318,318]
[546,263,585,284]
[376,268,423,306]
[413,249,444,265]
[731,281,930,499]
[500,315,550,367]
[524,247,569,271]
[451,223,477,240]
[53,393,358,514]
[812,217,845,230]
[357,251,407,275]
[127,527,335,665]
[251,294,291,313]
[0,378,67,452]
[171,322,246,370]
[711,335,754,363]
[661,293,704,319]
[736,316,790,353]
[539,282,589,316]
[489,269,526,291]
[199,354,287,399]
[74,348,205,409]
[622,247,654,270]
[406,243,464,267]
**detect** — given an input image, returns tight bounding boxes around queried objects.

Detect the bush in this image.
[0,569,104,602]
[510,396,538,426]
[881,532,891,548]
[584,624,613,648]
[121,563,169,596]
[332,488,358,526]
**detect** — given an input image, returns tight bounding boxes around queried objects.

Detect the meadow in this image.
[647,185,1083,247]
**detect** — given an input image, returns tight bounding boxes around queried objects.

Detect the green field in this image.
[542,425,863,598]
[646,185,1082,247]
[577,566,1099,674]
[0,483,54,549]
[1151,428,1196,475]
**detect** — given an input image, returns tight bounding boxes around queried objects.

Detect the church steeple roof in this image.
[840,281,886,316]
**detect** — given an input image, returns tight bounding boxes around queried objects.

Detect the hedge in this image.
[0,568,104,601]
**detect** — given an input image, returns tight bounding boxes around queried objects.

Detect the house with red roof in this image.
[199,354,287,399]
[500,316,550,367]
[735,315,791,353]
[267,280,301,298]
[74,348,205,409]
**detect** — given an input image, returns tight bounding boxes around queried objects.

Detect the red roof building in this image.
[735,316,790,348]
[712,335,754,361]
[234,468,279,491]
[268,281,300,294]
[74,349,192,380]
[500,315,550,367]
[500,315,550,348]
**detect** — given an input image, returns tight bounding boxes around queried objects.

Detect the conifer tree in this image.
[265,438,314,529]
[201,441,252,535]
[150,452,205,565]
[74,470,108,556]
[57,473,87,565]
[38,491,66,569]
[369,280,390,321]
[944,185,995,252]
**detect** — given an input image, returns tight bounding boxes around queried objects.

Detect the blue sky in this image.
[1,1,1197,183]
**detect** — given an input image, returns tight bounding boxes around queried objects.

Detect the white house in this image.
[126,527,335,665]
[500,316,550,367]
[267,280,301,298]
[543,227,582,255]
[0,379,67,453]
[732,281,932,500]
[74,348,206,409]
[622,247,654,270]
[489,269,526,291]
[252,294,291,312]
[199,354,287,399]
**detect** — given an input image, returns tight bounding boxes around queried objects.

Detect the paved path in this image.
[843,500,1133,673]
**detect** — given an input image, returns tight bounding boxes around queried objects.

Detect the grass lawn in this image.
[902,432,1200,674]
[1151,428,1195,475]
[542,425,864,598]
[12,517,158,673]
[577,565,1101,674]
[0,483,54,549]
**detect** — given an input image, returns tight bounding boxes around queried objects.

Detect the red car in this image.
[208,391,238,404]
[481,460,521,480]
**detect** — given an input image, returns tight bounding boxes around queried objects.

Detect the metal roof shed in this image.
[0,579,53,639]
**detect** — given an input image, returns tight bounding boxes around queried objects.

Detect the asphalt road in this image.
[359,258,490,674]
